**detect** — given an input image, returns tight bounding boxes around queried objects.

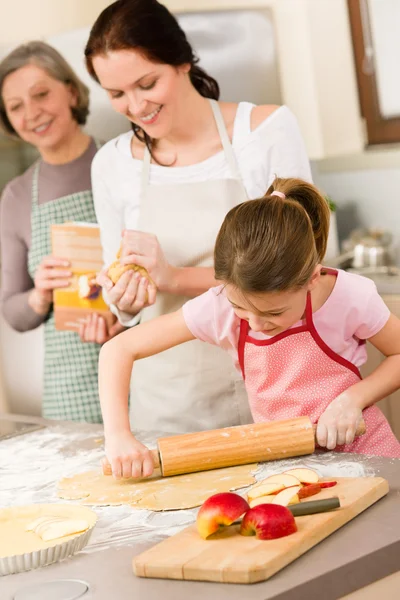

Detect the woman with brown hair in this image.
[0,41,123,422]
[85,0,313,435]
[98,177,400,479]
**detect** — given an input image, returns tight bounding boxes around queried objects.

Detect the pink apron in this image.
[238,278,400,457]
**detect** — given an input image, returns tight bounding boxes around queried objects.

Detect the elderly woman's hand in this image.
[29,256,72,315]
[78,313,127,345]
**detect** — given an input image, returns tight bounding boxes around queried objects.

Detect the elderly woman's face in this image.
[2,63,78,151]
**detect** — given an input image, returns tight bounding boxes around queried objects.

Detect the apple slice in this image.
[249,496,276,508]
[298,483,322,500]
[240,504,297,540]
[319,481,337,489]
[261,474,301,488]
[196,492,249,539]
[247,482,284,502]
[272,486,301,506]
[282,468,319,484]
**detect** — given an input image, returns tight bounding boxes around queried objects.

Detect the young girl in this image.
[99,178,400,479]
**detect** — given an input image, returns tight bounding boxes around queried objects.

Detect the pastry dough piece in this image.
[58,464,257,511]
[40,519,90,542]
[26,515,89,541]
[107,246,154,287]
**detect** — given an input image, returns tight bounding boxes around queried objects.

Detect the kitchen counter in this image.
[1,414,400,600]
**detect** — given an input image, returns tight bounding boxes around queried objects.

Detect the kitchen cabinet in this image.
[361,294,400,441]
[164,0,365,160]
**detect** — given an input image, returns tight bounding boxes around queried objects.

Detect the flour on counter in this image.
[0,425,375,553]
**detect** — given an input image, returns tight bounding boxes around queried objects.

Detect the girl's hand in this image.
[316,392,363,450]
[78,314,126,344]
[120,230,177,293]
[103,430,155,479]
[97,268,157,316]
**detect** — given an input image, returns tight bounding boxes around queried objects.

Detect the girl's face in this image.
[2,64,78,153]
[225,271,320,336]
[92,49,190,138]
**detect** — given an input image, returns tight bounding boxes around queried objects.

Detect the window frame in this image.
[347,0,400,145]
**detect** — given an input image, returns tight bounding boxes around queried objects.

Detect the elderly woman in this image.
[0,41,123,422]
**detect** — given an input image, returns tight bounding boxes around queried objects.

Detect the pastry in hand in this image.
[107,246,154,286]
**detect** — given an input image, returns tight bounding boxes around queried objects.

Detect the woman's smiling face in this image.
[2,63,78,151]
[92,49,190,138]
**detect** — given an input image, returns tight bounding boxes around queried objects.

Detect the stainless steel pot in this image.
[344,228,395,269]
[325,228,395,271]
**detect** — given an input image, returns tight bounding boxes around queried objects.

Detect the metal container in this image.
[343,228,395,269]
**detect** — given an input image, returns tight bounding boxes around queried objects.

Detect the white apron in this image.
[130,99,253,433]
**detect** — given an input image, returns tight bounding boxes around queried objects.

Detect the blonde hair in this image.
[0,41,90,137]
[214,177,331,292]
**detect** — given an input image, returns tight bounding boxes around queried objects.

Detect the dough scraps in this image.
[58,464,258,511]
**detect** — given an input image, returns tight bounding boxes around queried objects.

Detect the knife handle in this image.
[289,497,341,516]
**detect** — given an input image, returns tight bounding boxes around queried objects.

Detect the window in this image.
[348,0,400,145]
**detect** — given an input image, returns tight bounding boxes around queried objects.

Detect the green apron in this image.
[27,156,103,423]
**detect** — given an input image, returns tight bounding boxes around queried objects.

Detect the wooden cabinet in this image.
[360,295,400,441]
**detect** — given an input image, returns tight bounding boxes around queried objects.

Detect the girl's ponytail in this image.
[266,178,330,261]
[215,177,331,293]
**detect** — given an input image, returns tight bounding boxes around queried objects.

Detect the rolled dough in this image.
[58,464,257,511]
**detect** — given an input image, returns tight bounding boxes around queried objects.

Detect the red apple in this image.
[298,483,322,500]
[196,492,250,539]
[240,504,297,540]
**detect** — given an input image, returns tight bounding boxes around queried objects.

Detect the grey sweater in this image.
[0,139,97,332]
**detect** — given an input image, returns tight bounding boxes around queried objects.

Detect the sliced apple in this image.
[247,482,284,502]
[240,504,297,540]
[319,481,337,489]
[298,483,322,500]
[272,485,301,506]
[261,473,301,488]
[249,496,275,508]
[196,492,250,539]
[282,468,319,484]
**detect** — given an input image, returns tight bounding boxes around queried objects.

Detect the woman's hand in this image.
[120,230,177,293]
[103,430,155,479]
[29,256,71,314]
[316,392,363,450]
[78,314,126,345]
[97,268,157,316]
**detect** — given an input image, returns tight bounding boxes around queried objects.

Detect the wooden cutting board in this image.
[133,476,389,584]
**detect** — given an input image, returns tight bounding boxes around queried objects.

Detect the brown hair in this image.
[214,178,331,292]
[84,0,219,157]
[0,41,89,137]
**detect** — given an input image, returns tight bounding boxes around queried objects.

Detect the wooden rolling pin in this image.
[104,416,366,478]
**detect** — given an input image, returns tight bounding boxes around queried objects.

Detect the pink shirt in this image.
[182,269,390,372]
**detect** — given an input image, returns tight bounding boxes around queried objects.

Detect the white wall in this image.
[0,1,113,44]
[312,163,400,256]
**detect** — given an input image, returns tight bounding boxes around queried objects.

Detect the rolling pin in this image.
[104,416,366,478]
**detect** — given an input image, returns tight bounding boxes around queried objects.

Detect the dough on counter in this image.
[58,464,257,511]
[0,504,97,558]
